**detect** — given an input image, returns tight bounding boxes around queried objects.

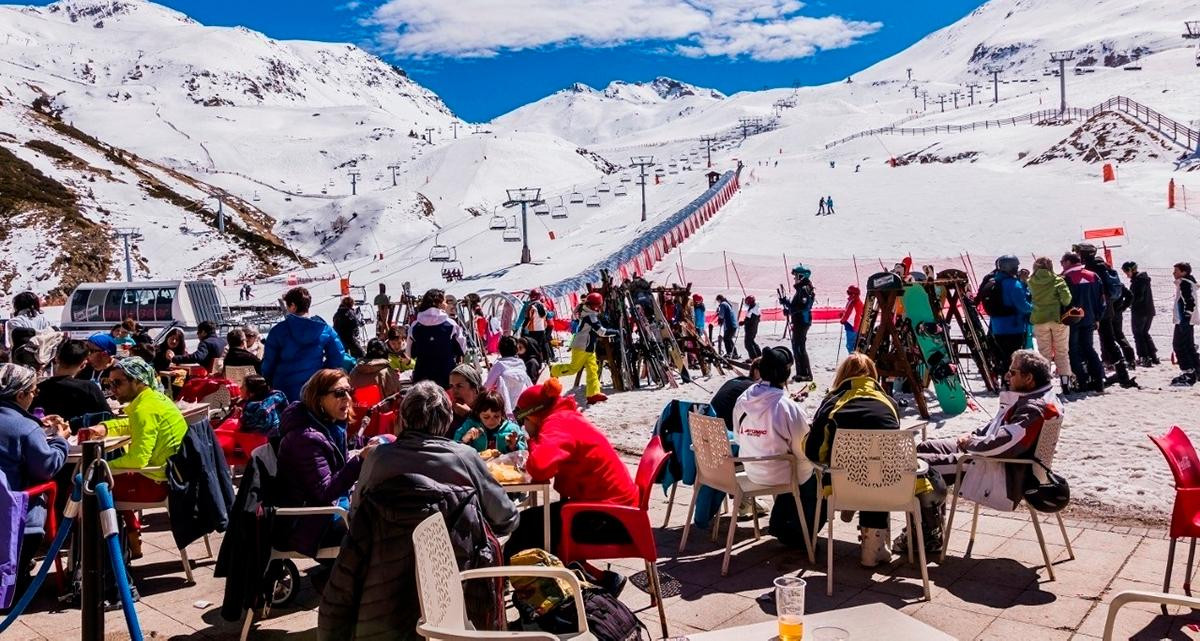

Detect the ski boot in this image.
[1110,361,1139,389]
[860,526,893,568]
[1171,371,1197,387]
[1059,375,1075,395]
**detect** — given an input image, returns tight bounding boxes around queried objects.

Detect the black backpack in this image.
[536,588,647,641]
[976,272,1014,317]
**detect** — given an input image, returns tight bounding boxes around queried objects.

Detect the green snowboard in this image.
[902,284,968,416]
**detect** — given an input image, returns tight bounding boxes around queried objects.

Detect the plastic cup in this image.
[774,576,806,641]
[811,627,849,641]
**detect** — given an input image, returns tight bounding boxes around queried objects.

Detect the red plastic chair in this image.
[559,435,671,638]
[353,385,383,407]
[1149,426,1200,604]
[23,481,64,594]
[363,408,398,439]
[215,416,268,471]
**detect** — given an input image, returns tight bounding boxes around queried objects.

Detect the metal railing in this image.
[824,96,1199,153]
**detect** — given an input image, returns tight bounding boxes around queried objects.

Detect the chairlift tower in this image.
[937,94,947,112]
[967,83,982,106]
[738,118,754,140]
[951,90,962,109]
[919,90,928,111]
[1049,51,1076,114]
[450,121,461,139]
[209,190,227,234]
[348,170,360,196]
[114,227,142,282]
[985,65,1003,104]
[503,188,543,264]
[630,155,655,222]
[387,163,400,186]
[424,127,435,143]
[700,136,717,168]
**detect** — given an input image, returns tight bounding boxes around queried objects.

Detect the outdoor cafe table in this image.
[66,435,132,464]
[687,603,954,641]
[501,480,552,551]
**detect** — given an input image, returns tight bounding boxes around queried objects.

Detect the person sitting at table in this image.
[153,328,187,372]
[0,363,70,597]
[76,333,117,388]
[447,364,482,434]
[483,336,533,418]
[504,378,636,583]
[803,353,901,567]
[33,340,110,427]
[222,328,262,373]
[76,357,188,558]
[348,339,400,399]
[516,336,543,383]
[453,390,527,455]
[243,325,265,360]
[275,369,373,564]
[238,376,287,437]
[382,326,412,373]
[262,287,348,404]
[733,346,821,548]
[172,321,228,373]
[319,380,517,639]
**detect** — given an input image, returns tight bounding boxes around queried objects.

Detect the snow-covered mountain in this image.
[861,0,1198,83]
[492,77,726,145]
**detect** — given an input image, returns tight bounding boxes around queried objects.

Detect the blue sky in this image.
[20,1,986,121]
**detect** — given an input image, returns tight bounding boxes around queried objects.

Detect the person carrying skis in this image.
[781,265,815,381]
[815,197,826,216]
[1122,261,1159,367]
[840,285,864,353]
[714,295,738,358]
[549,292,615,404]
[1172,262,1200,387]
[739,295,762,360]
[825,196,835,215]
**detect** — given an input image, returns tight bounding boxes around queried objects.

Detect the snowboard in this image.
[902,283,967,415]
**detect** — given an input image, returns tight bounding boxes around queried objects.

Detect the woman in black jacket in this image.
[1122,261,1159,366]
[332,297,365,360]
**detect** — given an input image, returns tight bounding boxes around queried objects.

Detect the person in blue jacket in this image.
[691,294,706,337]
[714,294,738,358]
[989,255,1034,386]
[1061,252,1106,393]
[262,287,348,403]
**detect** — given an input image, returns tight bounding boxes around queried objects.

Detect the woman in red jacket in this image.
[503,378,636,563]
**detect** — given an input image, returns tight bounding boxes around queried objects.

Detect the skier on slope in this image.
[781,265,815,381]
[825,196,835,215]
[549,292,615,404]
[840,285,864,353]
[815,197,826,216]
[714,294,739,359]
[739,295,762,360]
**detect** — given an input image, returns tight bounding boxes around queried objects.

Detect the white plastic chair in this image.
[818,427,931,599]
[111,467,212,584]
[223,365,257,389]
[413,513,595,641]
[1102,590,1198,640]
[940,415,1075,580]
[679,414,815,576]
[238,504,347,641]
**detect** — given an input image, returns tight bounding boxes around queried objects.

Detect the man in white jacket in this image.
[484,336,534,418]
[732,346,818,548]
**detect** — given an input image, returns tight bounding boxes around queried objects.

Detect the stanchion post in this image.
[80,440,104,640]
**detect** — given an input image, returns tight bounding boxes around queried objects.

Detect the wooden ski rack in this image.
[855,271,931,418]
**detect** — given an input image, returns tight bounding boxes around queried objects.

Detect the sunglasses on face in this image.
[326,388,352,400]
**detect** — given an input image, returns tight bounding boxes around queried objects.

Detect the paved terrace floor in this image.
[6,458,1196,641]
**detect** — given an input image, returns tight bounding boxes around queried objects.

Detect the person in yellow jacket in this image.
[550,293,613,405]
[78,356,188,557]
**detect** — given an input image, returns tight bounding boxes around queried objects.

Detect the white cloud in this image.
[363,0,882,61]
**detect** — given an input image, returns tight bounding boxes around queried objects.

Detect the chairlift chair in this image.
[533,203,550,216]
[488,208,507,229]
[614,184,628,196]
[551,203,568,219]
[620,174,632,183]
[598,182,611,193]
[502,220,521,242]
[569,190,585,204]
[585,193,601,207]
[429,236,455,262]
[441,260,464,282]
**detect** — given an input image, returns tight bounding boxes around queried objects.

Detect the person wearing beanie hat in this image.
[733,346,819,553]
[840,285,864,353]
[504,377,639,563]
[75,333,118,388]
[549,293,613,404]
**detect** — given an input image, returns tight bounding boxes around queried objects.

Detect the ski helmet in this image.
[791,264,812,279]
[692,293,704,304]
[1023,467,1070,513]
[846,285,860,296]
[745,295,756,306]
[995,255,1020,276]
[528,289,542,301]
[585,292,604,309]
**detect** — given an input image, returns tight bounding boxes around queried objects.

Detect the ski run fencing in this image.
[825,96,1200,154]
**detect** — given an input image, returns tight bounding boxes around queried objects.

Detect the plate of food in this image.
[485,450,531,485]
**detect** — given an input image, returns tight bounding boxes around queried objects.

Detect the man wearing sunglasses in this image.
[77,356,187,557]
